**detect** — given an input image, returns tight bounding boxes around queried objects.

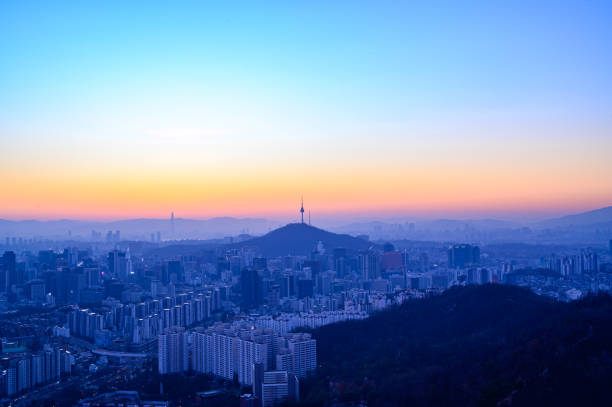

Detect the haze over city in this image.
[1,2,612,407]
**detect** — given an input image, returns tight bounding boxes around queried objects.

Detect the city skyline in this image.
[1,1,611,220]
[2,2,612,406]
[1,203,612,224]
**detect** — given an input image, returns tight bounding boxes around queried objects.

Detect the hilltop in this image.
[228,223,372,256]
[297,284,612,407]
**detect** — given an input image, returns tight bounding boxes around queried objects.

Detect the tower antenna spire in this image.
[300,196,304,224]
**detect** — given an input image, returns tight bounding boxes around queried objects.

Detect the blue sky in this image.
[1,1,611,220]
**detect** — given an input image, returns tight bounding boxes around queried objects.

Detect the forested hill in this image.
[297,284,612,407]
[228,223,372,256]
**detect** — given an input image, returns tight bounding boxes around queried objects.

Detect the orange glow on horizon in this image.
[1,164,610,221]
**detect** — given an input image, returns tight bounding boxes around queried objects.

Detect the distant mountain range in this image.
[1,205,610,244]
[335,206,612,234]
[228,222,373,256]
[331,206,612,244]
[0,217,278,240]
[536,205,612,228]
[298,284,612,406]
[334,218,522,234]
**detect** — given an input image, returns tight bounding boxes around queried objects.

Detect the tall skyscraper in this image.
[448,244,480,268]
[1,251,16,291]
[107,250,128,280]
[333,248,348,278]
[358,249,380,280]
[241,268,263,309]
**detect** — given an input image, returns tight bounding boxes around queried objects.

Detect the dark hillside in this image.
[228,223,372,256]
[297,285,612,406]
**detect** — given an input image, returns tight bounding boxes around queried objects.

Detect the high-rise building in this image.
[333,248,348,278]
[381,250,402,271]
[253,257,267,271]
[431,271,452,289]
[190,323,315,388]
[60,349,72,375]
[297,279,314,299]
[43,347,61,382]
[259,370,299,407]
[107,250,128,280]
[241,268,263,309]
[0,346,70,398]
[580,250,598,273]
[38,250,57,270]
[31,354,44,386]
[157,328,190,374]
[166,260,183,283]
[191,327,239,381]
[448,245,480,268]
[236,338,268,385]
[282,333,316,378]
[252,364,300,407]
[302,260,321,279]
[1,251,16,291]
[252,362,265,405]
[230,256,242,276]
[358,249,380,280]
[16,358,31,393]
[480,268,490,284]
[6,367,17,396]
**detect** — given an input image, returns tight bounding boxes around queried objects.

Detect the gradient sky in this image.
[1,1,611,221]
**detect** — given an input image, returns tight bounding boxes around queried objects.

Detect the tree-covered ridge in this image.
[229,222,372,256]
[297,285,612,406]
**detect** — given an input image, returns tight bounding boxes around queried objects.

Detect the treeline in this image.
[295,284,612,406]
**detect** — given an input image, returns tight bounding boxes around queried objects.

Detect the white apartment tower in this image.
[158,328,189,374]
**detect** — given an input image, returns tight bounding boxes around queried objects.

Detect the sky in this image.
[1,1,611,221]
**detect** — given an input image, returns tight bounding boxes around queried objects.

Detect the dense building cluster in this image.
[548,250,599,276]
[0,221,611,405]
[0,344,71,397]
[66,289,225,351]
[158,322,316,383]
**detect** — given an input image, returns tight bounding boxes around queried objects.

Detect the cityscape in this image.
[1,1,612,406]
[1,204,611,405]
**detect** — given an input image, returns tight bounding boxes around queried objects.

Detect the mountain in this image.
[228,222,372,256]
[535,205,612,229]
[297,284,612,407]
